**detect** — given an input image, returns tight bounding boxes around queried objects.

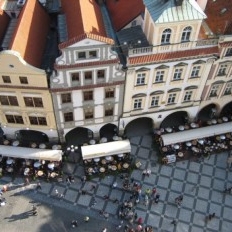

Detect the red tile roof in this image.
[9,0,50,68]
[106,0,145,31]
[60,0,109,46]
[59,33,114,50]
[205,0,232,35]
[128,47,219,66]
[0,1,10,43]
[55,58,119,70]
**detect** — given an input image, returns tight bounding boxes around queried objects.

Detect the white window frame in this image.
[181,26,192,42]
[191,66,200,78]
[161,28,171,44]
[133,98,142,109]
[209,85,220,97]
[173,68,183,80]
[224,83,232,95]
[217,64,228,76]
[155,70,165,82]
[136,73,146,85]
[167,93,176,104]
[183,91,193,102]
[151,96,159,107]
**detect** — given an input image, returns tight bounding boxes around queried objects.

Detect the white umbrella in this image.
[100,137,107,143]
[12,140,19,146]
[211,119,217,124]
[117,153,124,158]
[113,135,119,141]
[6,159,13,165]
[191,123,196,128]
[52,145,59,150]
[198,139,204,145]
[178,125,184,131]
[39,143,46,149]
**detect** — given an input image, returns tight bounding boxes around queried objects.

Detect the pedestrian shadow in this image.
[4,210,34,222]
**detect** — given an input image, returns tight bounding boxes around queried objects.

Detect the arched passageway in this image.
[99,123,118,142]
[197,103,217,122]
[124,117,153,138]
[220,102,232,117]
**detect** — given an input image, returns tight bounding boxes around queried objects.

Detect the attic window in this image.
[220,8,227,14]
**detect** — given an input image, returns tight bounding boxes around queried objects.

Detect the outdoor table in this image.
[216,136,221,141]
[226,133,231,139]
[123,163,129,169]
[25,160,32,166]
[88,168,93,173]
[117,137,123,141]
[87,159,92,163]
[186,142,192,147]
[184,125,189,130]
[207,121,212,125]
[192,147,199,153]
[192,140,197,145]
[34,161,41,168]
[223,117,228,122]
[162,147,168,152]
[52,145,59,150]
[178,152,184,158]
[117,153,124,158]
[12,140,19,146]
[165,127,172,133]
[198,139,204,145]
[105,156,113,161]
[89,139,96,145]
[190,123,197,128]
[100,137,107,143]
[113,135,119,141]
[111,165,117,171]
[99,167,105,173]
[39,143,46,149]
[178,125,184,131]
[6,158,14,165]
[48,163,55,170]
[220,135,226,140]
[218,119,223,123]
[174,144,180,149]
[3,140,9,145]
[37,170,44,177]
[7,167,13,173]
[211,119,217,124]
[31,143,37,148]
[101,159,106,165]
[94,158,100,163]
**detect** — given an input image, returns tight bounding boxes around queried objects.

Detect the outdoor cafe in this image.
[159,121,232,163]
[81,140,132,176]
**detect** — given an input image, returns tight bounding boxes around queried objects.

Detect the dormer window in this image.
[161,29,171,44]
[181,26,192,42]
[225,48,232,57]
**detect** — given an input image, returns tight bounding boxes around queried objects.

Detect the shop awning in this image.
[81,140,131,160]
[0,145,62,161]
[160,122,232,146]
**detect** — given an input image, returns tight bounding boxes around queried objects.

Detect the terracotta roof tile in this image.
[60,0,107,40]
[219,41,232,47]
[106,0,145,31]
[55,58,119,70]
[128,47,219,66]
[59,33,114,49]
[205,0,232,35]
[9,0,50,68]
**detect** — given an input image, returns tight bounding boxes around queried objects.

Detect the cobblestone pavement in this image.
[1,135,232,232]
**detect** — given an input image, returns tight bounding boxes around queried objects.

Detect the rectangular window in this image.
[151,96,159,107]
[155,71,164,82]
[29,116,47,125]
[83,91,93,101]
[184,91,193,101]
[89,51,97,58]
[167,93,176,104]
[133,98,142,109]
[191,66,200,77]
[2,76,11,83]
[84,108,94,119]
[84,71,92,82]
[209,85,220,97]
[224,83,232,95]
[97,70,105,79]
[19,76,28,84]
[217,64,227,76]
[64,112,74,122]
[24,97,43,107]
[136,73,146,85]
[78,52,86,59]
[105,89,114,98]
[105,106,113,116]
[6,115,24,124]
[0,96,18,106]
[61,93,71,103]
[225,48,232,57]
[173,68,183,80]
[71,73,79,82]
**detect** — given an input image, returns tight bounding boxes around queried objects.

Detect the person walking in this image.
[84,216,89,222]
[171,219,177,226]
[36,182,42,190]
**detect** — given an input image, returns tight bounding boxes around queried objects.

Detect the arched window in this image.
[161,29,171,44]
[181,26,192,42]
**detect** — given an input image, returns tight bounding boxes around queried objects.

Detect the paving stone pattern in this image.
[1,135,232,232]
